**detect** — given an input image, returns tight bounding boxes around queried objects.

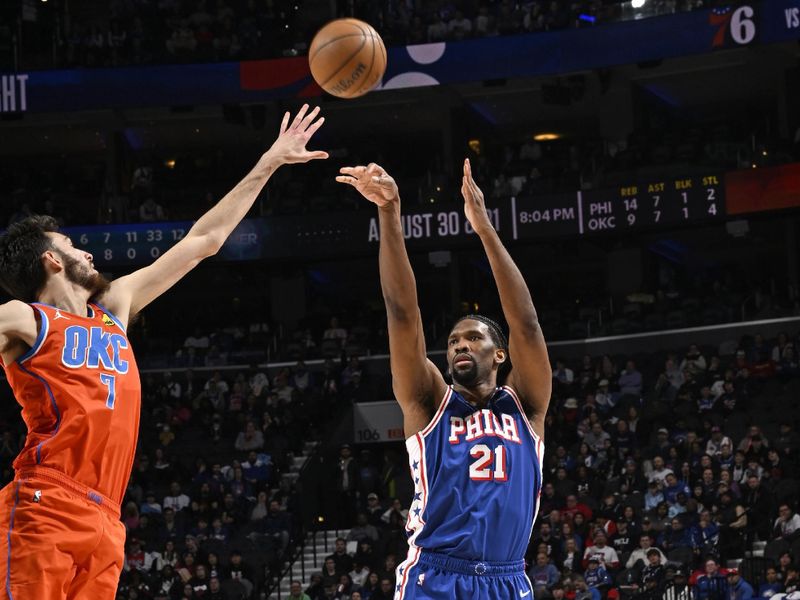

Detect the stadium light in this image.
[534,133,562,141]
[631,0,646,8]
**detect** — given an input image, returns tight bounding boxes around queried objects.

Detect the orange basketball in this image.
[309,18,387,99]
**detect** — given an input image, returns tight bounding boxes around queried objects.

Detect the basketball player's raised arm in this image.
[336,164,447,436]
[103,105,328,323]
[460,159,552,437]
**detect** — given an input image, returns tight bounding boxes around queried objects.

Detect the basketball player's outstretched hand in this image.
[461,158,493,234]
[335,163,399,208]
[266,104,329,165]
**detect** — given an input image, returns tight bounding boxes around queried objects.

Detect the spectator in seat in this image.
[323,316,348,347]
[758,567,782,600]
[611,519,636,555]
[618,360,643,397]
[326,537,354,575]
[739,426,768,453]
[347,512,379,544]
[656,358,685,401]
[562,494,594,523]
[242,451,270,485]
[726,569,754,600]
[695,385,717,413]
[189,563,210,597]
[349,559,370,589]
[365,492,383,525]
[648,455,674,487]
[234,420,264,452]
[370,577,396,600]
[582,530,620,570]
[743,475,773,541]
[782,565,800,596]
[644,481,665,512]
[262,500,290,552]
[692,510,720,559]
[640,548,665,586]
[139,197,166,222]
[773,503,800,541]
[745,435,769,464]
[447,10,473,40]
[562,537,583,573]
[584,556,612,593]
[680,344,707,376]
[775,423,800,458]
[585,422,611,453]
[320,557,340,588]
[528,551,561,593]
[694,559,727,600]
[717,491,747,560]
[706,426,732,458]
[553,358,575,387]
[614,425,638,464]
[573,574,601,600]
[163,481,191,512]
[658,517,693,552]
[626,534,666,569]
[594,379,616,415]
[663,473,690,506]
[223,551,253,598]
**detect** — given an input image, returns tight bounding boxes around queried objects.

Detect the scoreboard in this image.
[512,174,724,239]
[61,173,728,266]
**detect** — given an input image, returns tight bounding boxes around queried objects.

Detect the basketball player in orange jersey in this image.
[0,104,326,599]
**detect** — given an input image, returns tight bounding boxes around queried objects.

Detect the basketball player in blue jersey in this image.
[336,158,552,599]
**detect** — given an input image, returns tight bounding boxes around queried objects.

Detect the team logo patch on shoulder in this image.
[102,314,115,327]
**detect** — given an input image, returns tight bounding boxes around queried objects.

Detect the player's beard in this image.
[451,359,479,386]
[58,251,111,298]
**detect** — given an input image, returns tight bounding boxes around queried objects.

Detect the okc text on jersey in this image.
[61,325,130,374]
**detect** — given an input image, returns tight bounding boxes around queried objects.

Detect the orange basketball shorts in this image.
[0,466,125,600]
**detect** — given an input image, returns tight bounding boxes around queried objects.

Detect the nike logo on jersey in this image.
[448,410,521,445]
[520,590,531,597]
[53,310,69,320]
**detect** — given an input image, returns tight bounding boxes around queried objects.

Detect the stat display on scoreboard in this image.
[512,174,725,240]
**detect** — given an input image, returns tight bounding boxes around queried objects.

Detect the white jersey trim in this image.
[403,433,429,547]
[395,545,422,600]
[502,384,545,552]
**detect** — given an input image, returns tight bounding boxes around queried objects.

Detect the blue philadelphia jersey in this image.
[401,385,543,565]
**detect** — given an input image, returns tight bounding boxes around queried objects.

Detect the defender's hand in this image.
[336,163,399,208]
[265,104,328,165]
[461,158,494,234]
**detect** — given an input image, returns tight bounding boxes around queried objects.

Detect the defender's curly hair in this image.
[0,215,60,302]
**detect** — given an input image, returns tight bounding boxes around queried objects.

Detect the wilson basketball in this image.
[309,18,387,99]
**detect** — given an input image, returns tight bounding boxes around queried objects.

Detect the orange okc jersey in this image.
[1,302,141,505]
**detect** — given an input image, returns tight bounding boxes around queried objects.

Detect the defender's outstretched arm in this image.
[103,105,328,325]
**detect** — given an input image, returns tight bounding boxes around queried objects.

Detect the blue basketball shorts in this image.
[394,548,534,599]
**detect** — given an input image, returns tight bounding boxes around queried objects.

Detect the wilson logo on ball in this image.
[309,18,387,99]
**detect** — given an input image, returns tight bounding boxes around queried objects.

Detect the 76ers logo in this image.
[709,5,757,48]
